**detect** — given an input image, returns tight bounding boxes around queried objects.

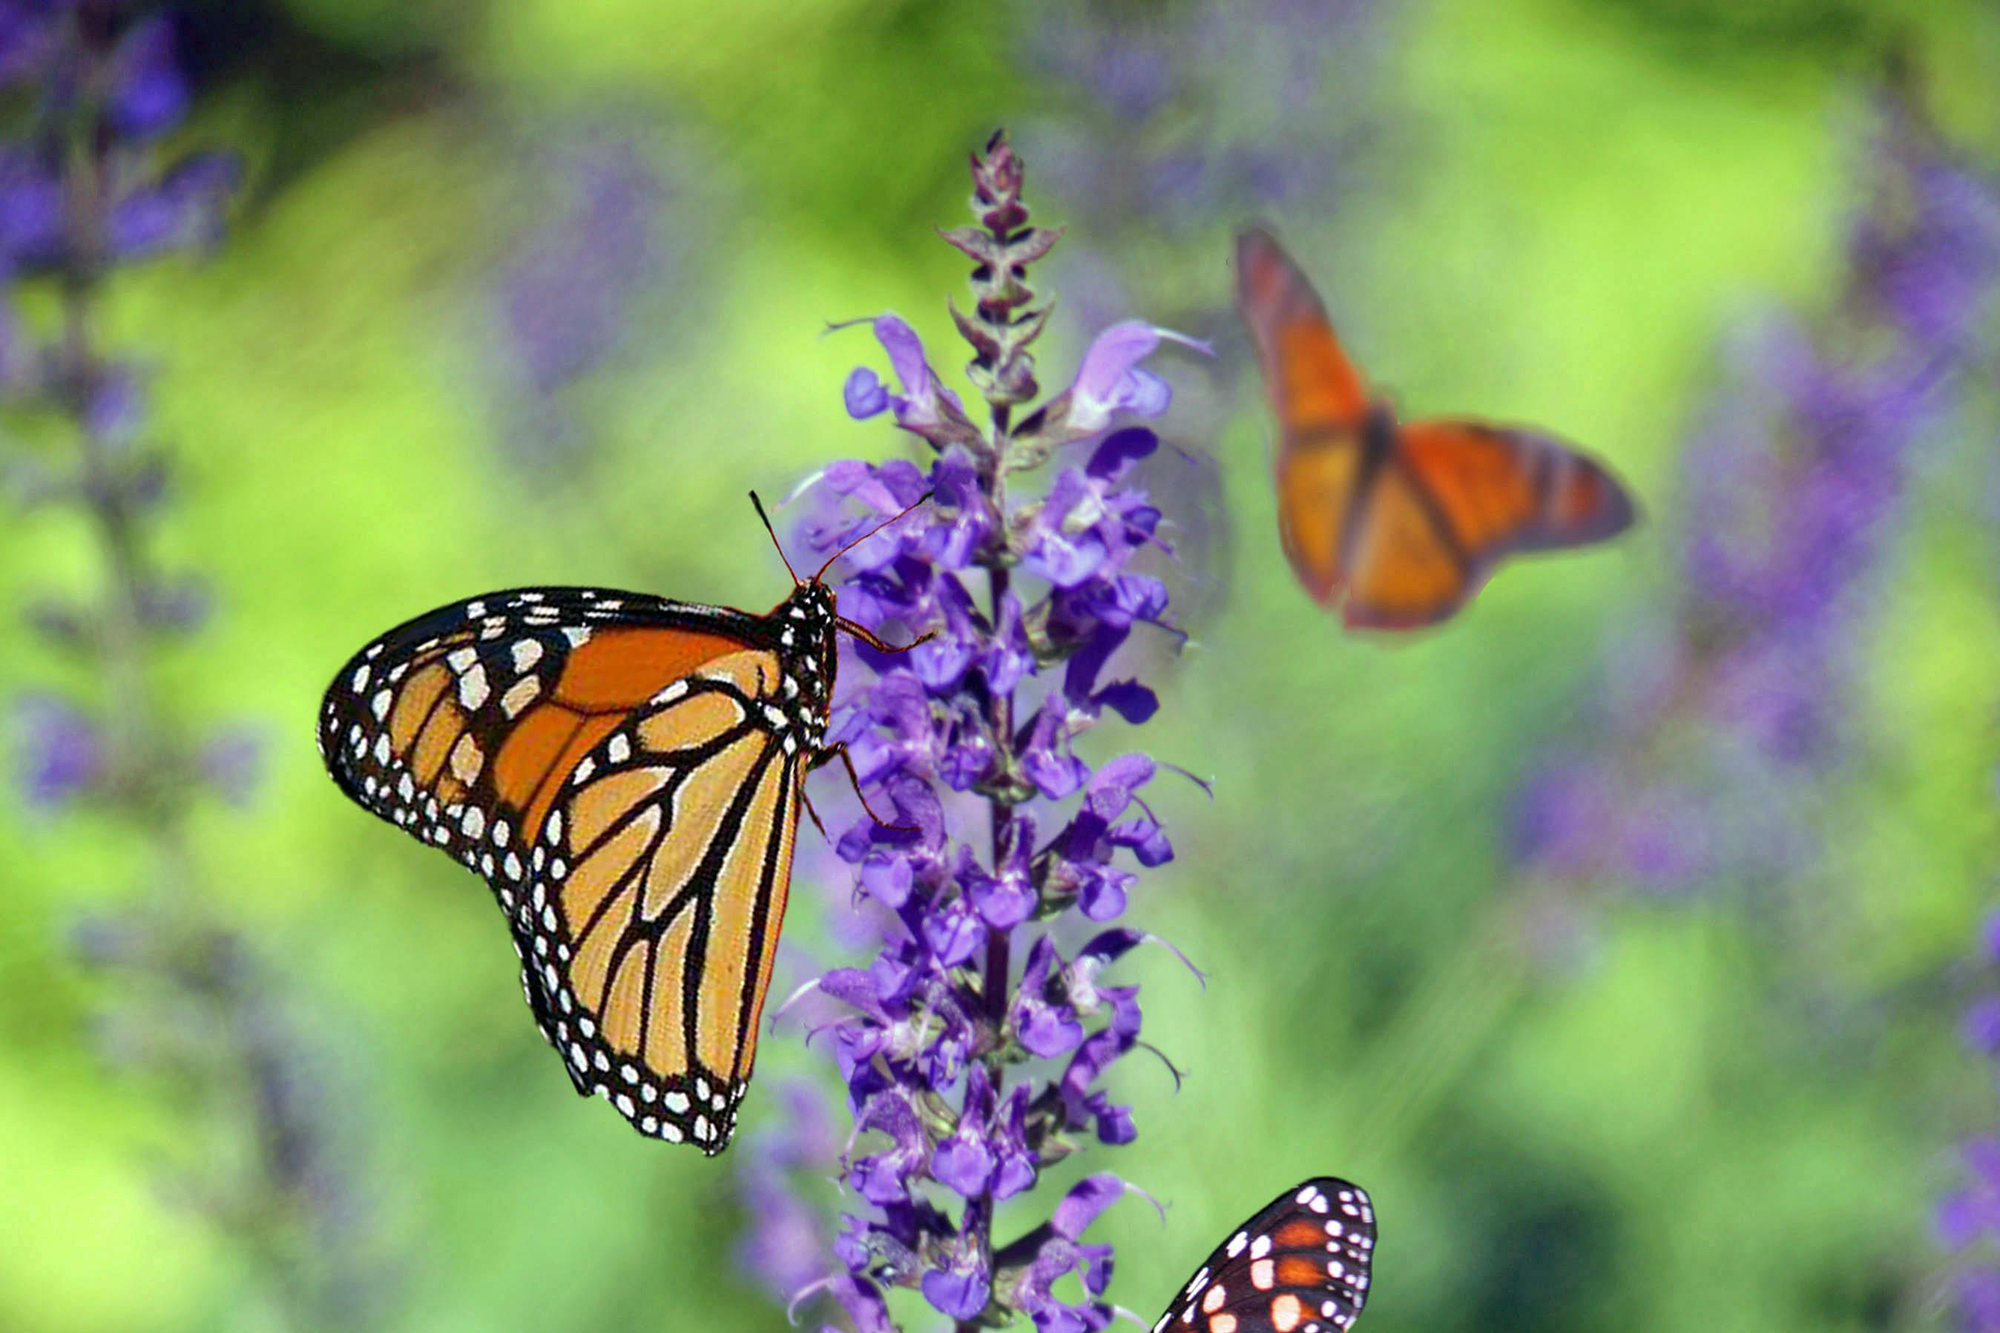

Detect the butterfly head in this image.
[748,489,937,751]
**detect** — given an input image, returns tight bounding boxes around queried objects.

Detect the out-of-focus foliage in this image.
[3,1,1999,1331]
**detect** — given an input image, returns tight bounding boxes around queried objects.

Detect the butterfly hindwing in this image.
[318,583,838,1152]
[1339,457,1473,629]
[544,664,802,1143]
[1274,432,1367,604]
[1396,419,1636,561]
[1155,1178,1377,1333]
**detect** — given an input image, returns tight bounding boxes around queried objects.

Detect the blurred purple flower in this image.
[12,692,101,808]
[106,16,188,141]
[497,141,662,397]
[2,4,376,1323]
[1026,0,1378,246]
[106,151,238,259]
[199,724,265,807]
[1514,99,2000,897]
[736,1081,842,1304]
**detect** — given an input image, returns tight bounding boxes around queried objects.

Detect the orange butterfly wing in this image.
[1235,227,1376,605]
[1153,1177,1376,1333]
[1337,420,1636,628]
[1234,227,1635,628]
[319,586,831,1152]
[1234,226,1370,433]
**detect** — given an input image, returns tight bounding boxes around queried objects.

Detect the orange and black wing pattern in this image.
[1233,227,1635,629]
[1235,226,1372,605]
[317,583,839,1152]
[1152,1178,1376,1333]
[1342,419,1635,629]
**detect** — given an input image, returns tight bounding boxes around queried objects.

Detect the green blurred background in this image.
[5,0,2000,1329]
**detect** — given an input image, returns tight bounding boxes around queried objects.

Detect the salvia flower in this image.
[1940,913,2000,1331]
[1513,96,2000,895]
[11,692,102,809]
[766,132,1204,1332]
[737,1080,844,1305]
[3,3,378,1321]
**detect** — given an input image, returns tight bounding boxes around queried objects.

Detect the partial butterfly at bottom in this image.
[1154,1177,1378,1333]
[315,494,928,1154]
[1234,227,1637,630]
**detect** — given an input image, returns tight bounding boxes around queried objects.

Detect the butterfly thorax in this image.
[768,579,839,760]
[1359,400,1398,466]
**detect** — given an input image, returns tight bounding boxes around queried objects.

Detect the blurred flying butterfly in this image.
[1155,1177,1377,1333]
[315,494,928,1154]
[1234,227,1636,629]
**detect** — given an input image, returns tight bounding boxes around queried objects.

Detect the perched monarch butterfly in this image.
[1234,227,1636,629]
[315,495,927,1154]
[1154,1177,1377,1333]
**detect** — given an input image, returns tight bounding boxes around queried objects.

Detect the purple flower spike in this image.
[1967,997,2000,1055]
[107,18,189,141]
[2,9,371,1324]
[766,133,1201,1331]
[1518,99,2000,908]
[1982,909,2000,966]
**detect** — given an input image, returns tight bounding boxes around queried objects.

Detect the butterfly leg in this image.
[799,786,831,842]
[836,616,937,654]
[814,741,921,834]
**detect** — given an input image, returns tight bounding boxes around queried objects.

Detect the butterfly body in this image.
[1154,1177,1377,1333]
[1236,227,1635,629]
[318,578,845,1153]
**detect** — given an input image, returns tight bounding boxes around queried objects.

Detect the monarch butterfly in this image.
[1154,1177,1377,1333]
[1234,227,1636,629]
[315,495,927,1154]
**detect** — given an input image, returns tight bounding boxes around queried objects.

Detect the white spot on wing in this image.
[458,663,490,710]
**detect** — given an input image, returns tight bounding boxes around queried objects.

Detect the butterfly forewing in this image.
[1155,1178,1377,1333]
[318,583,839,1152]
[1234,227,1370,434]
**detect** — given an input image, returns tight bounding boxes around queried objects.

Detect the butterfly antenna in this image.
[812,489,935,582]
[748,491,801,586]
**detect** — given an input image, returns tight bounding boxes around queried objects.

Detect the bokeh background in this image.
[6,0,2000,1330]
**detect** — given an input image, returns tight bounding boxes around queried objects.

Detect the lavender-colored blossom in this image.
[482,132,683,470]
[1513,99,2000,896]
[1942,992,2000,1330]
[765,133,1202,1333]
[1016,0,1384,435]
[1026,0,1379,246]
[838,314,981,451]
[105,16,188,141]
[11,692,101,809]
[3,3,380,1322]
[496,141,662,397]
[736,1081,843,1304]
